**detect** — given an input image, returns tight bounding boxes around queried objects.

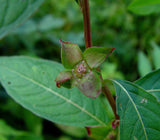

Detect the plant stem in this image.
[81,0,92,48]
[102,85,119,120]
[80,0,119,120]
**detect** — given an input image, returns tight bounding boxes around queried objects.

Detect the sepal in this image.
[60,39,83,69]
[55,71,74,89]
[83,47,115,68]
[77,71,102,98]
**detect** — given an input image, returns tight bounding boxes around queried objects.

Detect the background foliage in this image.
[0,0,160,139]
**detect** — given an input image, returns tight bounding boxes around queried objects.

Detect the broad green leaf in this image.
[0,56,110,127]
[112,79,160,140]
[83,47,114,69]
[147,90,160,102]
[138,51,152,77]
[0,0,44,39]
[135,69,160,89]
[135,69,160,102]
[151,42,160,69]
[128,0,160,15]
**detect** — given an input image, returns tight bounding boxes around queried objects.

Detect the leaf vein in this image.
[112,80,148,140]
[2,65,106,126]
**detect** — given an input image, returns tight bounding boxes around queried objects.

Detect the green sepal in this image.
[77,71,102,98]
[55,70,74,89]
[60,40,83,69]
[83,47,115,68]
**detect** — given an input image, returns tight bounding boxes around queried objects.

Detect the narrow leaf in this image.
[60,40,83,69]
[0,0,44,39]
[83,47,115,69]
[0,56,110,127]
[151,42,160,69]
[138,51,152,77]
[128,0,160,15]
[0,119,25,136]
[0,119,43,140]
[112,79,160,140]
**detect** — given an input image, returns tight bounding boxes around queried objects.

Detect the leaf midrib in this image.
[147,89,160,92]
[112,80,148,140]
[1,65,106,126]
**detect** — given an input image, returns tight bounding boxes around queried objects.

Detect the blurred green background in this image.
[0,0,160,139]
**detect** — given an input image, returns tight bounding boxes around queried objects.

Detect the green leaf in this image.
[0,119,43,140]
[38,15,65,32]
[56,124,86,138]
[148,90,160,103]
[151,42,160,69]
[60,40,83,69]
[12,20,37,34]
[135,69,160,102]
[0,0,44,39]
[83,47,114,69]
[128,0,160,15]
[89,125,116,140]
[138,51,152,77]
[0,119,25,136]
[0,135,7,140]
[12,135,43,140]
[112,79,160,140]
[75,0,79,4]
[0,56,110,127]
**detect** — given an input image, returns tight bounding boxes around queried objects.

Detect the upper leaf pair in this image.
[55,40,114,98]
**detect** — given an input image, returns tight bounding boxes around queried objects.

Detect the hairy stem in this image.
[80,0,92,48]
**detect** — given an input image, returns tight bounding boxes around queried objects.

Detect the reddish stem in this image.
[102,85,119,120]
[80,0,92,48]
[79,0,119,121]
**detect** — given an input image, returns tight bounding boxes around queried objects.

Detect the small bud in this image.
[60,39,83,69]
[72,61,90,79]
[83,47,115,68]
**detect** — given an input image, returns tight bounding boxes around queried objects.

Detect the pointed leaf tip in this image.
[55,71,73,89]
[85,127,91,136]
[83,47,115,68]
[60,39,83,69]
